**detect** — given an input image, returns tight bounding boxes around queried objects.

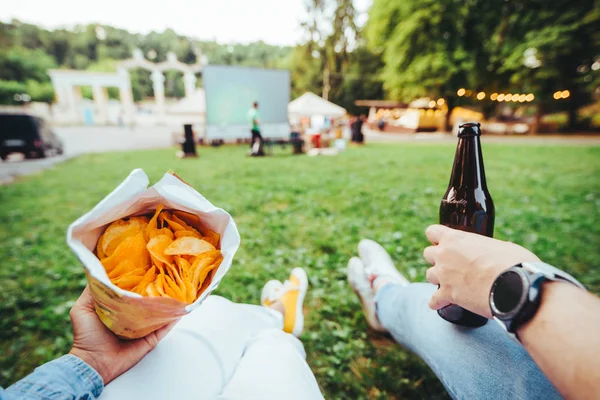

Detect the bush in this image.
[25,80,55,104]
[0,80,27,105]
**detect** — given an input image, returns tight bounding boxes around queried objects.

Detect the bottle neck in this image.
[449,134,487,189]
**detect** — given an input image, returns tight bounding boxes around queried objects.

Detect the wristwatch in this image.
[489,262,585,338]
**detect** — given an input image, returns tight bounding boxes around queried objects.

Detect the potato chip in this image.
[164,237,215,256]
[174,230,203,240]
[101,217,148,257]
[172,211,220,248]
[172,210,203,230]
[113,275,144,291]
[145,205,164,241]
[104,225,142,257]
[149,227,174,240]
[133,265,157,294]
[97,205,222,304]
[162,213,189,232]
[190,250,220,291]
[146,235,174,266]
[102,233,149,273]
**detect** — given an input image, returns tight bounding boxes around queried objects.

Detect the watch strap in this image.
[520,262,585,290]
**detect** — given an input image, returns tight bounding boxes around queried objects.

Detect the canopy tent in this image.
[288,92,346,117]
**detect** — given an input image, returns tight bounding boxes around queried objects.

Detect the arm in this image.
[4,287,175,399]
[517,282,600,399]
[423,225,600,399]
[4,355,103,400]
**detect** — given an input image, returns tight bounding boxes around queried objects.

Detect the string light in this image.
[561,90,570,99]
[476,92,486,100]
[490,93,498,101]
[457,88,466,96]
[553,91,562,100]
[525,94,534,102]
[511,94,519,102]
[429,100,436,108]
[437,98,445,106]
[518,94,526,102]
[465,90,472,97]
[497,94,505,102]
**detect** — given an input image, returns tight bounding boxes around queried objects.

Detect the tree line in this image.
[0,0,598,130]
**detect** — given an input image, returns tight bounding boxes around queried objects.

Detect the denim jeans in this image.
[375,283,562,400]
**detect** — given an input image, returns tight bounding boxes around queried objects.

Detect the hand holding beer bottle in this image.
[438,122,495,327]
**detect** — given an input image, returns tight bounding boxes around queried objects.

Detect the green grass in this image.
[1,143,599,398]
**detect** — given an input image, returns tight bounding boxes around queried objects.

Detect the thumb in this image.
[428,288,452,311]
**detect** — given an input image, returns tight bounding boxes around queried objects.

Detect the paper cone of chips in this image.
[67,169,240,339]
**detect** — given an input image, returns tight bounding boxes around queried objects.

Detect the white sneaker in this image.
[261,280,283,307]
[347,257,386,332]
[358,239,409,287]
[261,268,308,338]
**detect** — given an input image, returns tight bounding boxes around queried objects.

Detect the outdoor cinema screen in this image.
[203,65,290,140]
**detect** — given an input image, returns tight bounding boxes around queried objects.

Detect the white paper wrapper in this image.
[66,169,240,339]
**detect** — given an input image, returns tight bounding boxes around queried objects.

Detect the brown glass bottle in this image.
[438,122,495,327]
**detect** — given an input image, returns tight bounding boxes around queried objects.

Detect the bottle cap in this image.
[458,122,481,137]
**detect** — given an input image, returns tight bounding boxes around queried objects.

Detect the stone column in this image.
[151,69,166,121]
[184,71,197,98]
[92,85,109,125]
[118,68,135,125]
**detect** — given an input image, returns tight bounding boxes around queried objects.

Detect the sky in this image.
[0,0,372,46]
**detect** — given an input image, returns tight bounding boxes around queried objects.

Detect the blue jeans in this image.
[376,283,562,400]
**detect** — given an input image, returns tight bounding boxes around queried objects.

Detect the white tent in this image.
[288,92,346,117]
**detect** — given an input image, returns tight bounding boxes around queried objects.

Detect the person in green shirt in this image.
[247,101,264,156]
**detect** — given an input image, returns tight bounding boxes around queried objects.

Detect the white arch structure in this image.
[48,50,205,125]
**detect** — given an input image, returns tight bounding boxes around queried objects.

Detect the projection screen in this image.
[203,65,290,140]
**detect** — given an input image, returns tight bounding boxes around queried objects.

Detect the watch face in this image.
[493,270,524,314]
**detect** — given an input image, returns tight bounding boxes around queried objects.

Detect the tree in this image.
[0,47,56,82]
[365,0,507,131]
[499,0,600,130]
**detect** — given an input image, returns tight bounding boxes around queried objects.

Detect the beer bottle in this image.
[438,122,495,327]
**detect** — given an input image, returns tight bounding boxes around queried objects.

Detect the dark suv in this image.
[0,113,64,160]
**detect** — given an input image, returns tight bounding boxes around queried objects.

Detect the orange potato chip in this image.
[96,234,107,260]
[164,237,215,256]
[145,205,164,241]
[190,251,220,291]
[101,217,148,256]
[133,265,157,294]
[169,214,195,231]
[113,275,144,290]
[172,210,203,230]
[146,235,174,266]
[200,229,220,248]
[104,225,142,257]
[149,227,174,240]
[195,255,223,297]
[102,233,149,273]
[97,205,222,304]
[146,282,160,297]
[174,230,203,240]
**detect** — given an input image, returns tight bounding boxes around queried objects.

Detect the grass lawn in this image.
[1,142,599,398]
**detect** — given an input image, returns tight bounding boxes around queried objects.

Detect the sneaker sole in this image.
[291,267,308,337]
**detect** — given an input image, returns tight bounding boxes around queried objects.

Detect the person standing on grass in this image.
[348,226,600,399]
[248,101,264,156]
[0,268,323,400]
[350,115,365,144]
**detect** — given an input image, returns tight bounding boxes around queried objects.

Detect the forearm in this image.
[517,282,600,399]
[5,355,103,400]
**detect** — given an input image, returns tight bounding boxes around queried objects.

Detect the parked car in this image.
[0,113,64,160]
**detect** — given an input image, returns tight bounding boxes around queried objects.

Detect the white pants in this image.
[100,296,323,400]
